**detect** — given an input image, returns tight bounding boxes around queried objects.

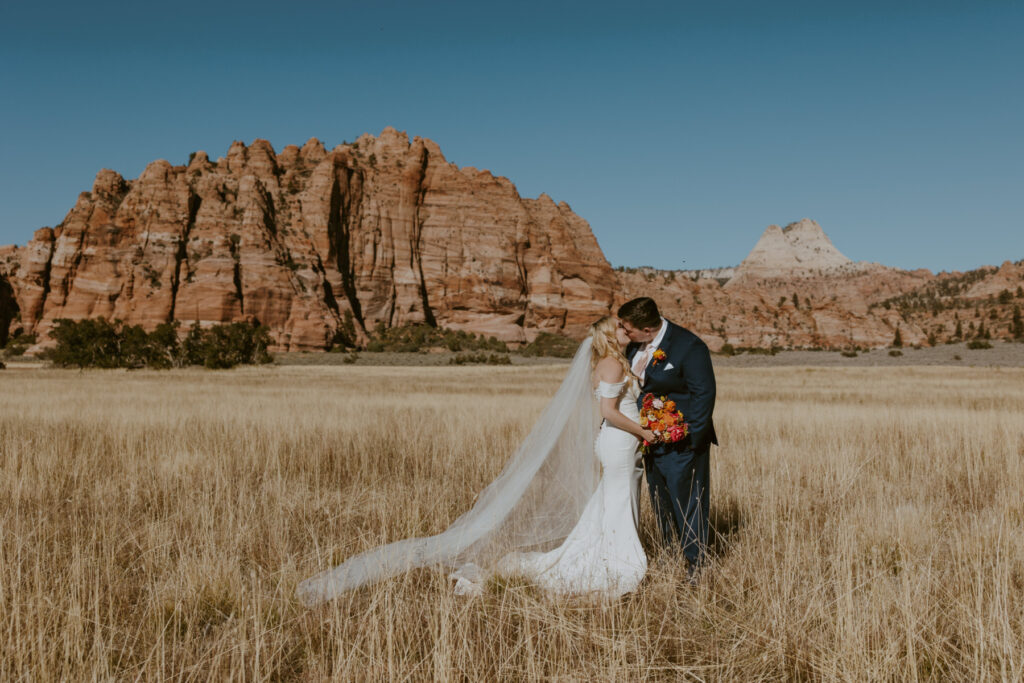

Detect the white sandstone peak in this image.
[735,219,852,278]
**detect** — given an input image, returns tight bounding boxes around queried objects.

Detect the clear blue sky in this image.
[2,1,1021,273]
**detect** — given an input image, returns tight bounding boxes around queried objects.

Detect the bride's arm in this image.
[595,358,656,442]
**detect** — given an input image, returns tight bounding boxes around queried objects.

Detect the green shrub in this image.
[449,352,512,365]
[889,349,903,357]
[966,340,992,350]
[717,343,736,357]
[364,323,508,354]
[737,346,779,356]
[517,332,578,358]
[190,322,273,369]
[3,332,36,357]
[47,318,272,369]
[840,350,858,358]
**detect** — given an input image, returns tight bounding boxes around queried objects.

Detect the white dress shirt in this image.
[631,317,668,384]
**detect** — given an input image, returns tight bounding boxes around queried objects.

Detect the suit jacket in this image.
[626,320,718,453]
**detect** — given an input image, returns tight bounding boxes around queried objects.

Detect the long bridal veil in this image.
[297,337,601,606]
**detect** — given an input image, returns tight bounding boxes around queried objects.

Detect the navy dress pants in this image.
[643,446,710,567]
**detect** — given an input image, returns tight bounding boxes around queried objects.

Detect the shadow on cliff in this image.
[0,276,18,347]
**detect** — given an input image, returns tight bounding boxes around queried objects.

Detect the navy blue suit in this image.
[626,320,717,569]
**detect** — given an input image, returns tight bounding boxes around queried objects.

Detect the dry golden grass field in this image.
[1,363,1023,680]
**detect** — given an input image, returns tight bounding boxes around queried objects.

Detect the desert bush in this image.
[737,346,779,356]
[841,350,858,358]
[449,352,512,365]
[517,332,578,358]
[188,322,273,369]
[717,343,736,356]
[366,323,508,354]
[889,349,903,357]
[967,340,993,350]
[47,318,272,369]
[3,331,37,357]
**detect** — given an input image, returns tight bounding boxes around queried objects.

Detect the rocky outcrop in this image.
[727,218,858,285]
[6,128,614,350]
[5,136,1020,355]
[616,258,1024,351]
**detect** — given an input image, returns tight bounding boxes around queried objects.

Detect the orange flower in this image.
[664,400,676,411]
[651,349,667,366]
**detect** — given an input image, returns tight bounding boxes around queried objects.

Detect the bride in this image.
[297,316,656,605]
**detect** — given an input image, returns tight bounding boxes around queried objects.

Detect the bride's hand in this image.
[640,428,657,443]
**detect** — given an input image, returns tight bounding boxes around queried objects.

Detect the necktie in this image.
[632,344,650,378]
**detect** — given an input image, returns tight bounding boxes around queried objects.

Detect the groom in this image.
[618,297,717,579]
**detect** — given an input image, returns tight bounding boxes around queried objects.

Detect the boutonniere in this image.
[651,349,667,367]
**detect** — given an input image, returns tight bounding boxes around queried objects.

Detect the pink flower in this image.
[652,398,664,409]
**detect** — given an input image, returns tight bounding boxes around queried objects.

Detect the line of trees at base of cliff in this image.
[44,318,273,369]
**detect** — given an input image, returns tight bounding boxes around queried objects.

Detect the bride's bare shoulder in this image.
[594,356,626,383]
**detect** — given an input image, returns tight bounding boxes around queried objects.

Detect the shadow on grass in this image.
[638,493,746,563]
[709,495,745,559]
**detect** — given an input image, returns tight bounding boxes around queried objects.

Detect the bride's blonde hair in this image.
[589,316,633,380]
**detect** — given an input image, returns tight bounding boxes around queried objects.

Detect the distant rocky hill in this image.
[1,133,1021,354]
[615,220,1023,350]
[729,218,855,281]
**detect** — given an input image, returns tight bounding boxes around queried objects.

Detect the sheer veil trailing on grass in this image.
[297,337,601,606]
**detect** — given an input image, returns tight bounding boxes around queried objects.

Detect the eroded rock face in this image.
[7,128,614,350]
[617,220,1023,351]
[6,144,1021,355]
[616,259,1024,351]
[727,218,856,284]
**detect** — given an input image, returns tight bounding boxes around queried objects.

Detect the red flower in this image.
[651,349,667,367]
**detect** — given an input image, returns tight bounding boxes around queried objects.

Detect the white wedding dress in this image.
[296,338,646,606]
[457,376,647,597]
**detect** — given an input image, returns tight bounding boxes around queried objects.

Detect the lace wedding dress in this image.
[471,377,647,597]
[297,338,646,606]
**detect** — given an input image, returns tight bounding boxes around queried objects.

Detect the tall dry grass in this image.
[1,363,1023,680]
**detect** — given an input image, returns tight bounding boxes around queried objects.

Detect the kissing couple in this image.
[298,296,717,605]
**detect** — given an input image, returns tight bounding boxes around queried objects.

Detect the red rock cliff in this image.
[5,128,614,350]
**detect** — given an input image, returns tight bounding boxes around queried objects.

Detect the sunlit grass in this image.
[1,364,1023,679]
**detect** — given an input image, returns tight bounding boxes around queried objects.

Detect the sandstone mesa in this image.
[0,130,1021,354]
[0,128,612,352]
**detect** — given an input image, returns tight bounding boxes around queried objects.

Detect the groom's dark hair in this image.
[617,297,661,329]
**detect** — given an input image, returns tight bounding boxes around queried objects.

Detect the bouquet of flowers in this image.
[640,393,689,454]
